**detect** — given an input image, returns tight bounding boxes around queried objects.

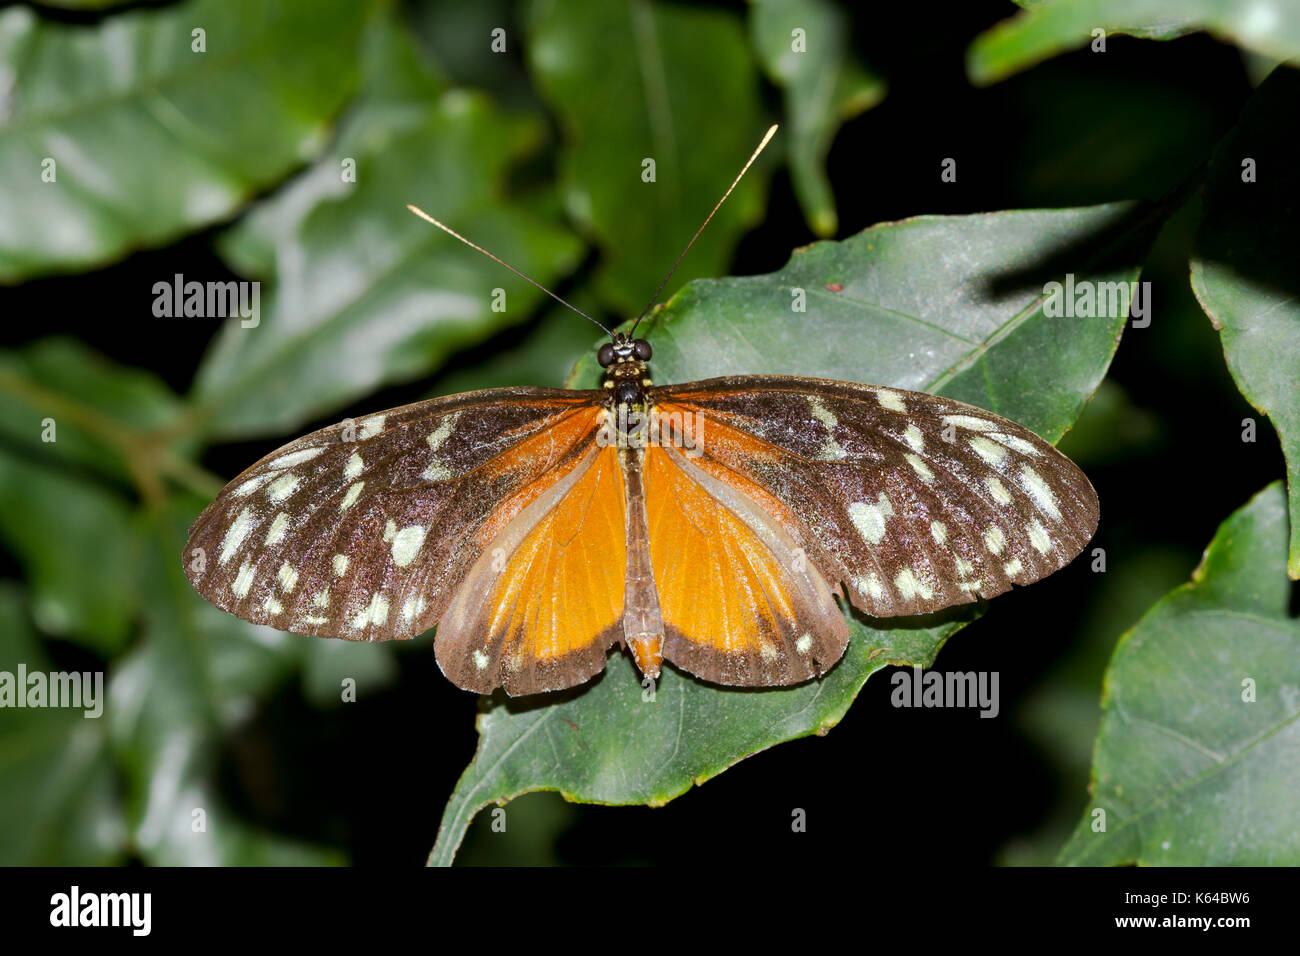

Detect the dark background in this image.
[0,0,1282,865]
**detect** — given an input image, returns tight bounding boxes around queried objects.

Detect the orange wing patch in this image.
[643,443,848,686]
[435,444,627,695]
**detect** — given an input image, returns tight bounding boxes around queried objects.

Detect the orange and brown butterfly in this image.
[184,126,1099,697]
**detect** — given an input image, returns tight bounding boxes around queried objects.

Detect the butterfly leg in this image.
[620,446,665,679]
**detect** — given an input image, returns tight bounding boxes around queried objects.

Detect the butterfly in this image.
[184,126,1099,697]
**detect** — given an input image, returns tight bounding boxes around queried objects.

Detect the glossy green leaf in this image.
[193,86,583,439]
[524,0,767,315]
[749,0,886,236]
[109,497,342,864]
[1060,483,1300,865]
[433,202,1161,864]
[968,0,1300,86]
[0,449,139,653]
[217,13,449,279]
[571,202,1156,440]
[0,583,127,865]
[0,338,192,486]
[0,0,373,282]
[1191,67,1300,579]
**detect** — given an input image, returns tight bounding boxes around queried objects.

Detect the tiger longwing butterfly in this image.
[185,126,1099,696]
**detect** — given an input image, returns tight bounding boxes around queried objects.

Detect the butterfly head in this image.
[598,332,653,407]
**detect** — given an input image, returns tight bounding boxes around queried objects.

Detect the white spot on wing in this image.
[421,414,460,481]
[391,525,427,567]
[969,436,1007,466]
[985,476,1012,505]
[930,521,947,544]
[345,452,363,479]
[894,568,933,601]
[277,562,298,592]
[876,389,906,412]
[232,474,271,497]
[984,526,1006,555]
[472,649,489,670]
[231,560,255,597]
[905,453,933,482]
[351,593,389,629]
[357,415,386,440]
[1019,466,1062,520]
[267,473,301,502]
[268,447,324,470]
[265,512,290,546]
[219,507,254,565]
[903,424,924,452]
[855,574,884,602]
[943,414,996,431]
[332,554,349,577]
[795,634,813,654]
[848,493,894,544]
[339,481,364,512]
[988,432,1040,456]
[1028,520,1053,554]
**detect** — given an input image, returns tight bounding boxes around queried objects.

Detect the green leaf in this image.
[0,449,139,653]
[1191,67,1300,579]
[571,202,1157,440]
[968,0,1300,87]
[524,0,767,315]
[433,202,1160,864]
[434,307,608,397]
[0,338,192,486]
[0,0,374,282]
[0,583,127,865]
[749,0,886,237]
[217,12,449,279]
[109,496,343,864]
[193,86,583,439]
[1060,483,1300,865]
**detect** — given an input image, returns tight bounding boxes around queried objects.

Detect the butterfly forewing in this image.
[184,387,604,644]
[657,376,1099,620]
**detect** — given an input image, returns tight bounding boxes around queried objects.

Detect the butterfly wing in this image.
[653,376,1099,622]
[642,442,849,686]
[433,443,628,695]
[184,387,606,649]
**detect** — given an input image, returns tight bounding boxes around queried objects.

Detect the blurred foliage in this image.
[1060,483,1299,864]
[969,0,1300,86]
[749,0,885,236]
[0,0,1295,867]
[1190,68,1300,578]
[523,0,766,316]
[0,0,373,281]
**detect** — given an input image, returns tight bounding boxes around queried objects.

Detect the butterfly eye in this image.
[633,339,652,361]
[597,343,616,367]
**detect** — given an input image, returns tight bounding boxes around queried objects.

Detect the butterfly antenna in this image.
[406,203,613,337]
[629,124,778,336]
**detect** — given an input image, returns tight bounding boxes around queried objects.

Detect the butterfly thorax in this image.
[598,333,654,412]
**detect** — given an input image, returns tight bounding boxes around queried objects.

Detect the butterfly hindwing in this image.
[644,443,849,686]
[656,376,1099,619]
[184,387,605,645]
[434,444,627,696]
